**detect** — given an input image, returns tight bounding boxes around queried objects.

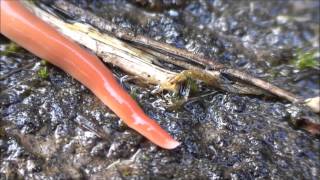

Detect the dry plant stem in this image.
[222,69,303,103]
[305,97,320,113]
[118,34,225,70]
[51,0,224,69]
[140,45,268,95]
[139,46,206,71]
[23,1,179,92]
[24,1,234,94]
[8,0,180,149]
[118,35,304,102]
[33,1,318,113]
[50,1,304,101]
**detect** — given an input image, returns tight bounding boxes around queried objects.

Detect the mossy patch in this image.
[37,66,49,79]
[27,0,38,4]
[130,88,139,101]
[292,49,319,69]
[0,42,21,56]
[185,78,199,95]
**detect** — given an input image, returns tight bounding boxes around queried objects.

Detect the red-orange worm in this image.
[0,0,180,149]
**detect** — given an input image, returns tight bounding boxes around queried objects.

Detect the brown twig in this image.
[29,1,318,113]
[137,45,206,71]
[48,0,303,102]
[221,69,303,103]
[50,0,224,70]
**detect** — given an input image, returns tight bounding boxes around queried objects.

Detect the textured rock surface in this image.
[0,0,319,179]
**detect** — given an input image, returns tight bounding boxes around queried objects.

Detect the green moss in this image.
[28,0,38,4]
[40,59,48,66]
[130,88,139,101]
[186,78,199,95]
[166,92,185,111]
[293,49,319,69]
[0,42,21,56]
[38,66,49,79]
[121,169,132,177]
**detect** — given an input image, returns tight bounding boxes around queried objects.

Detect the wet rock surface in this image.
[1,0,319,179]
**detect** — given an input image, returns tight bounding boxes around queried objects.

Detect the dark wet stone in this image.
[1,0,319,179]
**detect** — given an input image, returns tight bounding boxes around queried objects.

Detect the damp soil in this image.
[0,0,319,179]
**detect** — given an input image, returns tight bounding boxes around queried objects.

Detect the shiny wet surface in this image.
[1,0,319,179]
